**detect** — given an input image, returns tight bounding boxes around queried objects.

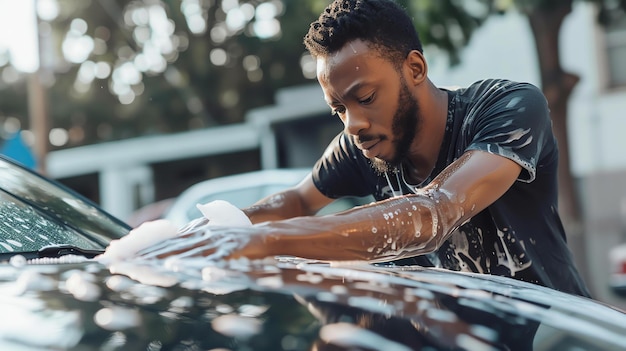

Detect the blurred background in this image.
[0,0,625,307]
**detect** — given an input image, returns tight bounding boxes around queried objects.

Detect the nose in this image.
[343,109,369,136]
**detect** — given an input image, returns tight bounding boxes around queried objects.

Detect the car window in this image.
[0,191,105,253]
[0,157,129,248]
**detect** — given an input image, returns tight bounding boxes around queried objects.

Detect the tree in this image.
[1,0,326,150]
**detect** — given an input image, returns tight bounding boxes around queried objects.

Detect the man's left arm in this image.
[231,150,521,262]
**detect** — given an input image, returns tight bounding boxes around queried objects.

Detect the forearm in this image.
[243,190,311,224]
[237,191,464,262]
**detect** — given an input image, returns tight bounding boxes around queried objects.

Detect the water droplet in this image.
[212,314,263,339]
[9,255,26,267]
[94,307,141,331]
[66,271,101,301]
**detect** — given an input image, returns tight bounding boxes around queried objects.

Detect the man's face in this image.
[316,39,420,173]
[370,79,419,173]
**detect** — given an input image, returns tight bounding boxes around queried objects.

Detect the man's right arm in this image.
[242,172,335,224]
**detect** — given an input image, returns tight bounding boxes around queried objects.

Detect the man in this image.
[138,0,590,297]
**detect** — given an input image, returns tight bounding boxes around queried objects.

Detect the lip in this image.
[358,139,380,158]
[357,139,379,151]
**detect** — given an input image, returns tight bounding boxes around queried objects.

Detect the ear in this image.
[404,50,427,85]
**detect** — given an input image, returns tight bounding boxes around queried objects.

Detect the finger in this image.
[137,233,203,259]
[178,217,210,234]
[139,230,220,259]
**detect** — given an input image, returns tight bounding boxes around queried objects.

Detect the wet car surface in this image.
[0,155,625,350]
[2,257,626,350]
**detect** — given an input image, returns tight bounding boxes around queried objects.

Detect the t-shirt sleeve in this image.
[463,82,554,183]
[312,133,375,198]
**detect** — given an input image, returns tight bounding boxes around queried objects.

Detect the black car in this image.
[0,155,625,351]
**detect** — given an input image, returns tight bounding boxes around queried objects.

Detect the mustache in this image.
[355,134,386,144]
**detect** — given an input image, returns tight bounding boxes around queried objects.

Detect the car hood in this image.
[0,257,625,350]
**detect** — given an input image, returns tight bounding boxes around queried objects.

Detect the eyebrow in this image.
[328,81,368,105]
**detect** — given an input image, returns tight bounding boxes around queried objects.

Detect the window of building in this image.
[605,15,626,88]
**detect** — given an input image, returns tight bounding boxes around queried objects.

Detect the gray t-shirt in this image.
[312,79,590,297]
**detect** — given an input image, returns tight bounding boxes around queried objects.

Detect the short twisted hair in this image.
[303,0,423,66]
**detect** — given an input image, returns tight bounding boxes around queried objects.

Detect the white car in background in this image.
[163,168,373,227]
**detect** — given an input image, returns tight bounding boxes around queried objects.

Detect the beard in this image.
[370,79,420,174]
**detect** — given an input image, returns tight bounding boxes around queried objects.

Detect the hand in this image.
[136,221,257,261]
[96,219,178,264]
[99,199,255,262]
[133,200,256,261]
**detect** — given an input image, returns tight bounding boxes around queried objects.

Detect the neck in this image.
[406,81,449,183]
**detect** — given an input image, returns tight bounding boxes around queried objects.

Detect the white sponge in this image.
[196,200,252,227]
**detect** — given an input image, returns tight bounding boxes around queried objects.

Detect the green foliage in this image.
[0,0,624,151]
[402,0,496,65]
[1,0,325,149]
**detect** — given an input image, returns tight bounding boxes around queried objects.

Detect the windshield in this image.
[0,191,105,252]
[0,157,129,252]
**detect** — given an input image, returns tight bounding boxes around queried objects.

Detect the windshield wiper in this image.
[0,245,105,262]
[37,245,104,259]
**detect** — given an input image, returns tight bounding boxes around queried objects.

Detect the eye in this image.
[331,106,346,116]
[358,92,375,105]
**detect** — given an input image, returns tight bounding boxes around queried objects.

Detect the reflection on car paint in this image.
[1,255,625,350]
